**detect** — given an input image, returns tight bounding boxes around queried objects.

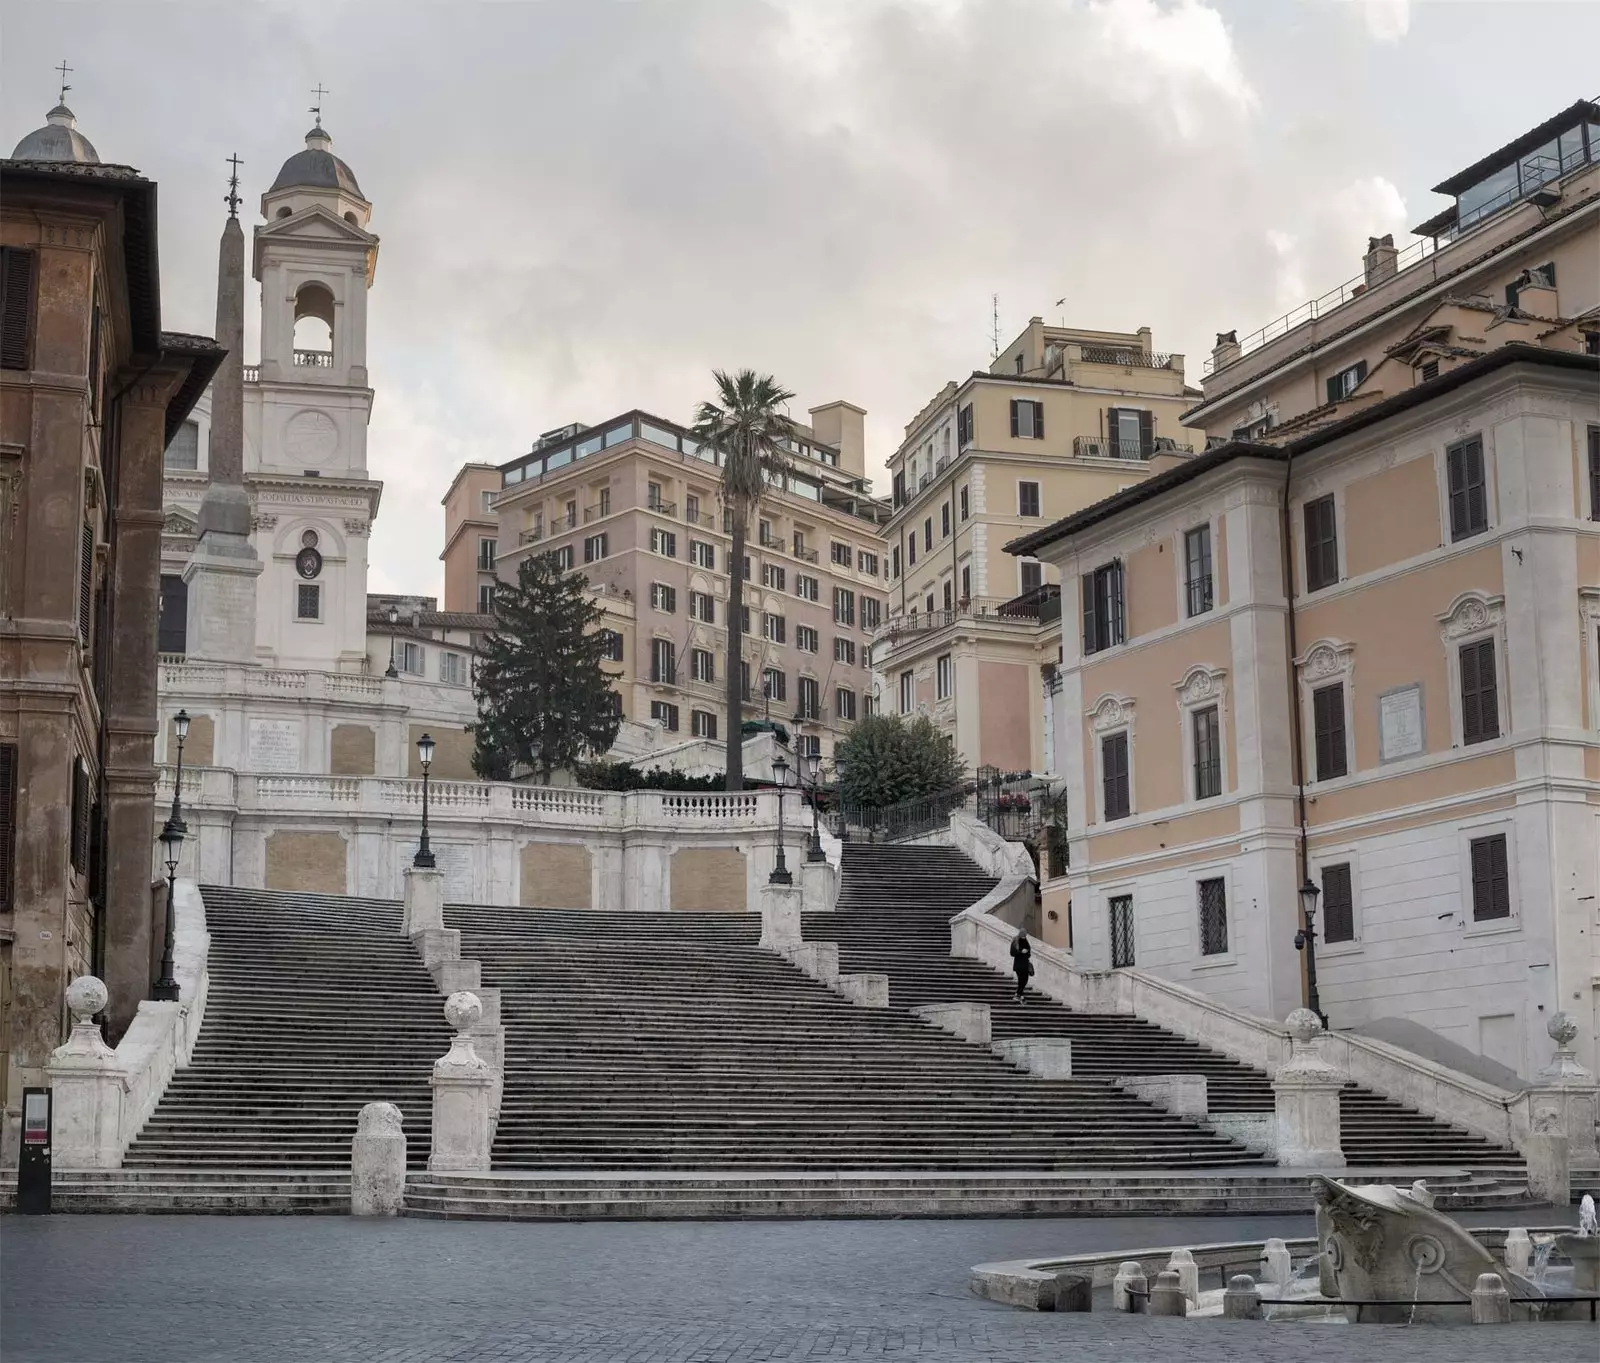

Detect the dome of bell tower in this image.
[268,123,364,199]
[10,101,100,163]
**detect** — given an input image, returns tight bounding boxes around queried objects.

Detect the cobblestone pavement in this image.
[2,1212,1594,1362]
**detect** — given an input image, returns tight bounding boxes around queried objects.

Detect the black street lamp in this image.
[804,747,825,862]
[414,732,436,868]
[165,709,190,838]
[769,754,793,885]
[1295,876,1326,1025]
[152,821,182,1001]
[385,605,399,678]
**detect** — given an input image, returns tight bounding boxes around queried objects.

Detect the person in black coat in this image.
[1009,930,1033,1002]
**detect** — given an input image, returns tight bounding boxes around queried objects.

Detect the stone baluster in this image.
[1273,1008,1346,1167]
[46,977,125,1169]
[429,992,493,1172]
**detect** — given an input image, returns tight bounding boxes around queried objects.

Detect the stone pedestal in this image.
[1166,1248,1199,1303]
[46,978,124,1169]
[1470,1272,1511,1324]
[800,858,837,916]
[1502,1228,1532,1277]
[413,928,462,973]
[911,1002,991,1045]
[429,992,493,1172]
[784,941,839,986]
[402,866,445,936]
[1147,1269,1187,1316]
[1524,1013,1600,1167]
[1273,1009,1345,1167]
[837,973,889,1008]
[993,1037,1073,1079]
[758,881,803,950]
[1222,1274,1262,1320]
[1523,1131,1569,1206]
[1111,1262,1146,1312]
[351,1102,406,1216]
[1119,1074,1207,1119]
[1260,1237,1292,1289]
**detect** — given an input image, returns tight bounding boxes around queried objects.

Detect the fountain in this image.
[1553,1193,1598,1298]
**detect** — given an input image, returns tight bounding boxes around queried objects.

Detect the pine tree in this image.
[470,553,621,782]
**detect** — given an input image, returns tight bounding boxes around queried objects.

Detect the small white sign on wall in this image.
[247,718,303,773]
[1378,684,1424,763]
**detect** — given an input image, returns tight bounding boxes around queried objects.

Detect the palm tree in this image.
[691,369,796,791]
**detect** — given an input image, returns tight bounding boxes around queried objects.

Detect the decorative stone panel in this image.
[408,723,475,780]
[329,723,376,777]
[520,842,592,909]
[264,831,348,894]
[670,848,747,912]
[174,713,215,767]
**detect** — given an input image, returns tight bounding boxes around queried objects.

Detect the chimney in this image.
[1363,234,1399,287]
[1211,330,1241,372]
[1510,266,1559,317]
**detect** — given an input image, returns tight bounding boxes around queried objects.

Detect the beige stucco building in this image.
[871,320,1204,773]
[1012,98,1600,1081]
[440,463,502,615]
[489,404,890,762]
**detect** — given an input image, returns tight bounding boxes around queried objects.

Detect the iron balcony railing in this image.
[647,499,677,517]
[1186,573,1214,617]
[519,526,544,545]
[583,503,611,522]
[872,588,1059,645]
[793,544,819,563]
[1076,346,1174,369]
[1072,436,1193,461]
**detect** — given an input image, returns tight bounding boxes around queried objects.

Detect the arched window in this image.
[292,282,335,366]
[276,207,292,219]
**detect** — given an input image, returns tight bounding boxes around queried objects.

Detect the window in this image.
[553,545,574,571]
[797,624,819,653]
[893,469,907,508]
[831,541,852,568]
[1105,406,1154,459]
[1312,682,1348,780]
[1010,399,1044,440]
[960,566,970,600]
[691,709,717,740]
[1469,833,1510,921]
[925,593,934,615]
[1020,560,1042,594]
[762,668,786,703]
[940,504,950,538]
[296,583,321,620]
[907,536,917,566]
[584,533,608,563]
[399,640,425,675]
[598,629,624,662]
[857,550,878,576]
[158,575,188,654]
[740,660,751,701]
[741,605,751,634]
[1018,481,1041,518]
[1303,495,1338,592]
[1014,353,1024,374]
[936,654,953,700]
[648,482,666,511]
[797,732,821,761]
[603,691,623,721]
[1198,878,1229,955]
[958,403,974,447]
[792,530,807,557]
[1184,525,1213,617]
[690,539,716,569]
[1,247,37,369]
[923,518,932,551]
[1325,360,1368,404]
[691,648,715,683]
[165,420,200,470]
[650,582,677,613]
[1192,705,1222,800]
[650,701,680,732]
[1101,732,1130,821]
[1459,638,1500,745]
[833,636,854,665]
[860,597,881,631]
[797,675,821,719]
[762,612,786,644]
[758,518,773,545]
[762,562,786,591]
[833,587,855,627]
[69,757,90,874]
[864,693,878,717]
[1081,561,1125,655]
[742,555,751,579]
[564,500,577,528]
[685,493,701,524]
[890,545,901,578]
[1109,895,1135,968]
[437,651,465,686]
[1321,863,1354,944]
[651,638,676,684]
[78,522,94,648]
[597,487,611,516]
[478,582,497,615]
[650,527,677,557]
[1447,436,1489,540]
[795,574,819,602]
[836,687,857,721]
[959,486,970,520]
[1590,426,1600,520]
[688,590,714,622]
[942,580,953,611]
[481,489,495,515]
[478,538,497,571]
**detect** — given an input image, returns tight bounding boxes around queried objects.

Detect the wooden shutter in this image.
[1104,407,1121,449]
[1326,374,1341,405]
[1448,438,1486,539]
[79,522,94,648]
[1321,862,1354,943]
[1109,561,1126,645]
[1081,574,1097,653]
[1470,835,1510,920]
[0,248,36,370]
[1589,427,1600,520]
[69,758,90,874]
[1102,733,1129,820]
[1304,496,1337,591]
[1009,400,1019,438]
[1137,409,1153,457]
[1312,683,1347,779]
[1032,401,1044,440]
[1459,638,1499,744]
[0,743,16,910]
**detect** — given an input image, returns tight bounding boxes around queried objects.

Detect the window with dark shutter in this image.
[1459,637,1500,745]
[1101,732,1130,820]
[1447,437,1488,540]
[1325,360,1368,404]
[1469,833,1510,921]
[0,742,16,910]
[1587,426,1598,521]
[79,522,94,649]
[1009,399,1043,440]
[0,247,37,370]
[1192,705,1222,799]
[1303,495,1338,592]
[1312,682,1348,780]
[1018,481,1041,517]
[159,575,189,655]
[1081,561,1124,654]
[1137,409,1153,457]
[958,404,973,446]
[1322,862,1354,943]
[70,758,90,874]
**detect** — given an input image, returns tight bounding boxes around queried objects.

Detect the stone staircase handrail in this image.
[947,810,1033,881]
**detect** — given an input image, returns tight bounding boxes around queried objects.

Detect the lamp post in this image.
[385,605,399,678]
[804,747,824,862]
[1295,876,1325,1025]
[769,754,792,885]
[414,732,436,868]
[165,708,190,837]
[152,822,182,1001]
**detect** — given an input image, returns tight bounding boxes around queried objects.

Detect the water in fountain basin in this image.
[1530,1236,1555,1289]
[1580,1193,1597,1238]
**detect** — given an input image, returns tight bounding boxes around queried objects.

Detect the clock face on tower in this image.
[295,547,323,579]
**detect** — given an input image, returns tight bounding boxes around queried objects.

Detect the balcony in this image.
[519,525,544,545]
[293,349,334,368]
[792,543,819,563]
[647,498,677,518]
[1072,435,1192,461]
[870,587,1060,647]
[583,502,610,523]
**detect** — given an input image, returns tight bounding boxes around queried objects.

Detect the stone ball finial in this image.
[65,975,108,1022]
[355,1101,404,1136]
[443,991,482,1035]
[1547,1011,1579,1047]
[1285,1007,1324,1044]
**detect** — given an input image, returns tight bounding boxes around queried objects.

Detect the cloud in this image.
[1359,0,1411,43]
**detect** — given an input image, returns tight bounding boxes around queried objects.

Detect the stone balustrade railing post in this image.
[45,977,126,1169]
[351,1102,406,1215]
[429,992,492,1172]
[1273,1008,1345,1167]
[758,879,802,950]
[799,857,837,915]
[1520,1012,1599,1172]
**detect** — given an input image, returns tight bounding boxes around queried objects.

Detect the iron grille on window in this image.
[1101,732,1130,820]
[1469,833,1510,921]
[1321,862,1354,943]
[1304,495,1338,592]
[1109,895,1135,968]
[1459,638,1500,744]
[1184,525,1213,617]
[1312,682,1347,780]
[1198,878,1228,955]
[1192,705,1222,800]
[296,583,320,620]
[1447,437,1488,540]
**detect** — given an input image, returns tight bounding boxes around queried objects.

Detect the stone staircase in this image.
[122,887,448,1169]
[818,842,1519,1170]
[448,902,1266,1171]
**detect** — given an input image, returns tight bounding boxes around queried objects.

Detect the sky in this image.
[5,0,1598,598]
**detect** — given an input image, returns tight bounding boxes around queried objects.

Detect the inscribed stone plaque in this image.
[1378,685,1424,762]
[247,718,303,773]
[398,841,474,900]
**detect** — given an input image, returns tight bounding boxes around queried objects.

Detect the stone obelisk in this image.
[183,159,262,663]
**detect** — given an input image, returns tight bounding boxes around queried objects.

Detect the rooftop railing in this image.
[1077,346,1173,369]
[293,349,334,368]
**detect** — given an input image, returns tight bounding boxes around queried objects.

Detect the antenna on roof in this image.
[310,83,329,128]
[990,294,1001,360]
[55,59,73,105]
